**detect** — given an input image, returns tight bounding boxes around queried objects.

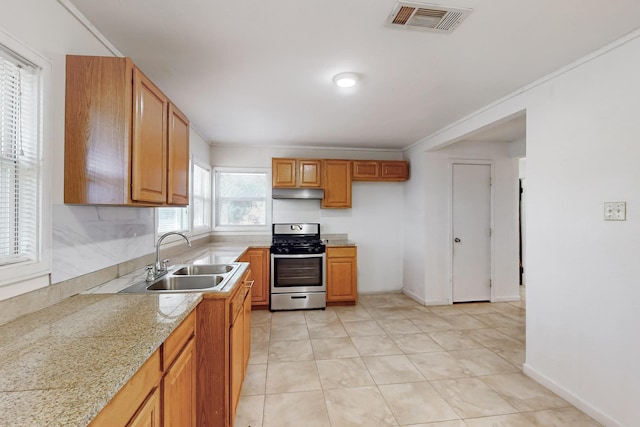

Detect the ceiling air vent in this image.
[387,2,471,33]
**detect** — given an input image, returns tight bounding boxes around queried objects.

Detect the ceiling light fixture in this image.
[333,72,359,88]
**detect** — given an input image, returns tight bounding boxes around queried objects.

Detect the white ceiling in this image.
[67,0,640,150]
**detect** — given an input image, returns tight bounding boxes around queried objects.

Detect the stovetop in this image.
[271,223,324,254]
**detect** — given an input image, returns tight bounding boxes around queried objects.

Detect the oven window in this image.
[273,257,323,287]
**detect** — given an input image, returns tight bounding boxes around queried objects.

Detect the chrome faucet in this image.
[146,232,192,281]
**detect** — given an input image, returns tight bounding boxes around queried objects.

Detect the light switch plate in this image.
[604,202,626,221]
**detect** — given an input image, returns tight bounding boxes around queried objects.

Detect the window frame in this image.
[213,167,271,233]
[0,29,51,289]
[190,159,212,235]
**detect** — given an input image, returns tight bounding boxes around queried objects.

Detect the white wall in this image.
[407,29,640,427]
[402,141,520,305]
[212,145,405,293]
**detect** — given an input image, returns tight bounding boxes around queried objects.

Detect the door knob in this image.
[454,238,461,243]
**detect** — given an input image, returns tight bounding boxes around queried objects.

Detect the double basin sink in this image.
[120,263,240,293]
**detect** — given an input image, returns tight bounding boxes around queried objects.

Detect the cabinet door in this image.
[326,247,357,303]
[352,160,380,181]
[243,288,252,370]
[380,161,409,181]
[298,159,322,187]
[127,387,161,427]
[272,158,297,187]
[64,56,133,205]
[229,309,244,425]
[239,248,270,308]
[131,68,168,203]
[164,338,196,427]
[168,104,190,206]
[322,160,352,208]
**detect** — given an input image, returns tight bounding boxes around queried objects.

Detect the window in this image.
[0,36,50,288]
[214,168,270,230]
[156,206,188,234]
[191,162,211,231]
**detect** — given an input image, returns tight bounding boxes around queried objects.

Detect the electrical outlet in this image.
[604,202,626,221]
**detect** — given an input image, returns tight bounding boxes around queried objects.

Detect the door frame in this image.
[449,159,495,303]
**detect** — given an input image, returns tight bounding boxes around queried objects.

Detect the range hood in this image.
[272,188,324,200]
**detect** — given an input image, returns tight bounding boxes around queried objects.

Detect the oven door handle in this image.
[271,253,325,259]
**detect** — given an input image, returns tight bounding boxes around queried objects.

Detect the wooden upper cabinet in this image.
[131,68,168,204]
[381,161,409,181]
[272,158,297,187]
[322,159,351,208]
[64,55,189,206]
[168,104,190,205]
[352,161,380,180]
[298,159,322,187]
[352,160,409,182]
[272,158,322,188]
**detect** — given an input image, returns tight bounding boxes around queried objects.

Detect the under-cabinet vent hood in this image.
[272,188,325,200]
[387,2,471,33]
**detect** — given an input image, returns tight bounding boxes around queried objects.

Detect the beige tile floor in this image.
[235,289,600,427]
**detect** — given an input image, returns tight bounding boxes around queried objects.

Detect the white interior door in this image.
[452,163,491,302]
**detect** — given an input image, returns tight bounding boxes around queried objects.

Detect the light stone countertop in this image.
[0,242,268,426]
[0,292,202,427]
[324,239,357,247]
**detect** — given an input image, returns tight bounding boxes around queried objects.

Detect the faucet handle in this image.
[162,259,170,270]
[145,264,155,281]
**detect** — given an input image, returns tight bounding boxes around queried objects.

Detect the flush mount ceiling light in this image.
[333,72,359,88]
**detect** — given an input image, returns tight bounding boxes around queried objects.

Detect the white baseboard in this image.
[492,295,521,302]
[424,298,451,306]
[523,363,622,427]
[401,288,425,304]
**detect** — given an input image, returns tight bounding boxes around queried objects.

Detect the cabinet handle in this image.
[245,280,255,289]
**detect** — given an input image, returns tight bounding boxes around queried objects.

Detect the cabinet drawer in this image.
[327,246,357,258]
[163,310,195,369]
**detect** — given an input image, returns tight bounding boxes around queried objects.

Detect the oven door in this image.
[271,253,326,294]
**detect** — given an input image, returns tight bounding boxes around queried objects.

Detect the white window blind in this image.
[0,49,39,267]
[157,207,188,234]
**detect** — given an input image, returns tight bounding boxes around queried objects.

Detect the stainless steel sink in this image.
[146,275,224,291]
[172,264,234,275]
[119,262,241,293]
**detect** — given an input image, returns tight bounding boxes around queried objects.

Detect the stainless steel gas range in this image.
[270,223,326,311]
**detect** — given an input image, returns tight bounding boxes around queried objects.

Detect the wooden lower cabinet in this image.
[163,338,196,427]
[326,246,358,305]
[89,311,196,427]
[196,267,253,427]
[128,388,161,427]
[237,247,270,309]
[229,303,244,425]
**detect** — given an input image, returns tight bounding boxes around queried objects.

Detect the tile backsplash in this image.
[52,204,155,283]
